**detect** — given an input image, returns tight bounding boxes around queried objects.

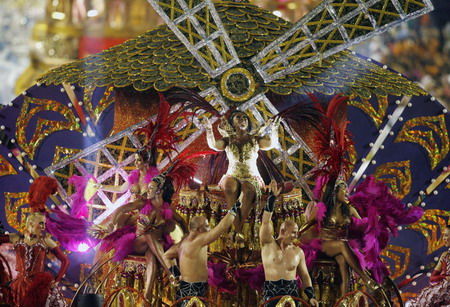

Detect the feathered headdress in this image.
[310,94,353,196]
[134,93,192,159]
[28,176,59,213]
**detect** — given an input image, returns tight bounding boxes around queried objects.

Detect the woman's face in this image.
[443,228,450,248]
[134,153,145,169]
[231,112,249,131]
[147,181,160,199]
[27,214,46,236]
[336,184,348,204]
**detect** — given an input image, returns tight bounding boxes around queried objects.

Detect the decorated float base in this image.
[71,185,401,307]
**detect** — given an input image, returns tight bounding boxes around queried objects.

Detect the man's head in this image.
[277,220,298,245]
[189,216,210,233]
[26,212,46,236]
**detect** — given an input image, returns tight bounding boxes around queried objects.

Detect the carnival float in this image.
[1,0,450,306]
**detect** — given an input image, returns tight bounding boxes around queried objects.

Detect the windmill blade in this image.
[251,0,433,83]
[146,0,240,78]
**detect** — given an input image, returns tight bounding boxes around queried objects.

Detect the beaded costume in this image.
[219,135,265,198]
[176,281,208,307]
[263,279,300,307]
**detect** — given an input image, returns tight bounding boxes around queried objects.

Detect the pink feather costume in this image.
[99,200,174,261]
[302,176,423,283]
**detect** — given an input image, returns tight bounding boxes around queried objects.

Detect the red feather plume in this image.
[310,94,353,181]
[134,93,191,153]
[165,150,216,190]
[28,176,58,213]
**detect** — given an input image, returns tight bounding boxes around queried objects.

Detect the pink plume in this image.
[144,166,159,184]
[68,175,94,218]
[127,169,140,185]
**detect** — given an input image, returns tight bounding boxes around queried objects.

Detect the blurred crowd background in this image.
[0,0,449,107]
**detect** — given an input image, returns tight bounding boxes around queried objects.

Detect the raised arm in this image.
[98,181,130,194]
[260,180,281,246]
[259,117,280,150]
[260,195,276,246]
[203,118,226,151]
[430,251,448,283]
[197,202,240,246]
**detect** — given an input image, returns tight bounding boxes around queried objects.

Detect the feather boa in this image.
[68,175,94,219]
[127,169,140,185]
[349,175,423,282]
[207,262,237,294]
[45,208,98,252]
[128,167,159,185]
[20,271,53,307]
[100,200,174,261]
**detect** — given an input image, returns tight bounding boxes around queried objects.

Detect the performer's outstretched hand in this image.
[202,117,213,131]
[268,180,282,197]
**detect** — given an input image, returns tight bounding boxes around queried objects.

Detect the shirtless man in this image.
[260,180,319,307]
[163,201,241,306]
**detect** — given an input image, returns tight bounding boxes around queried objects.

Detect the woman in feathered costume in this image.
[300,94,423,298]
[99,150,203,302]
[70,94,186,224]
[167,88,322,244]
[0,177,69,307]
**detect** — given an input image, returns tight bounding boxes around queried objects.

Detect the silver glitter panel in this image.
[251,0,434,83]
[146,0,240,78]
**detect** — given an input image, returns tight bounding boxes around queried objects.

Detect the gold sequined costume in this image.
[218,135,265,199]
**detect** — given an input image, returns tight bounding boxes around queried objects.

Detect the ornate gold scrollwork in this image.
[348,95,388,129]
[4,192,29,232]
[381,245,411,279]
[0,154,17,177]
[374,160,411,199]
[16,96,82,159]
[83,85,115,125]
[395,115,449,170]
[406,209,450,254]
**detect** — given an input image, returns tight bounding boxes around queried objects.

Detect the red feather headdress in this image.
[153,150,216,191]
[28,176,58,213]
[134,93,192,157]
[310,94,353,188]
